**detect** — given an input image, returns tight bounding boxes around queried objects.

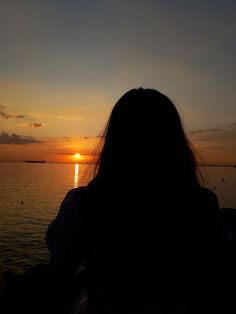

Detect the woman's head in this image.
[93,88,200,189]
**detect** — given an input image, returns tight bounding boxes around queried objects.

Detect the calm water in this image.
[0,162,235,272]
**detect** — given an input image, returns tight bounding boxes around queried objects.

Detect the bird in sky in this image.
[221,177,226,183]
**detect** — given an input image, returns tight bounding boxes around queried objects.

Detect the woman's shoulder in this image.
[52,186,89,223]
[62,186,88,205]
[66,185,88,196]
[196,187,221,214]
[46,186,89,247]
[198,187,219,203]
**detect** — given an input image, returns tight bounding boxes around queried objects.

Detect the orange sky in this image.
[0,123,236,165]
[0,78,235,164]
[0,79,235,164]
[0,135,99,163]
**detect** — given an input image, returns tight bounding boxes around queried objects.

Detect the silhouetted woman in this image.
[46,89,221,313]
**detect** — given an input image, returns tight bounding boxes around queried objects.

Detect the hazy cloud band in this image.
[0,106,24,119]
[0,132,43,144]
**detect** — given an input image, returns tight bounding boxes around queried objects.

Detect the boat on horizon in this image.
[25,160,46,163]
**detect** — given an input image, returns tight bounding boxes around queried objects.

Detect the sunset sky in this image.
[0,0,236,164]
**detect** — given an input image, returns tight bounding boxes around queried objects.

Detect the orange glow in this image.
[73,153,81,161]
[74,163,79,187]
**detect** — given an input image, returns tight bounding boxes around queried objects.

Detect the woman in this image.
[46,88,222,313]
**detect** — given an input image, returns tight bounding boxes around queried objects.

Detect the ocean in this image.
[0,162,235,273]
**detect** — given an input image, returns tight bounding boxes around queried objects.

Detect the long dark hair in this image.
[84,89,217,314]
[91,88,200,191]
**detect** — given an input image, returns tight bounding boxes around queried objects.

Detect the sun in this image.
[73,153,81,161]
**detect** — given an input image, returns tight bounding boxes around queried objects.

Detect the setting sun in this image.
[73,153,81,161]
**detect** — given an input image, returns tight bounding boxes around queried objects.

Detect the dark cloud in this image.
[188,128,221,135]
[62,137,71,142]
[60,136,90,143]
[62,136,97,141]
[28,123,43,128]
[226,122,236,129]
[0,132,43,144]
[54,152,99,156]
[188,123,236,164]
[188,123,236,140]
[0,106,25,119]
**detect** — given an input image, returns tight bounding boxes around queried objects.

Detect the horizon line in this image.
[0,161,235,167]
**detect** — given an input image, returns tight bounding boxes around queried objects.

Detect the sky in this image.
[0,0,236,164]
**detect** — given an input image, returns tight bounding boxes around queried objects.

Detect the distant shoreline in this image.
[0,161,235,167]
[199,164,236,168]
[0,161,96,165]
[25,160,46,163]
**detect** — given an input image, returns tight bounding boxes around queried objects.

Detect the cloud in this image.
[0,132,43,144]
[188,123,236,140]
[28,123,43,128]
[62,137,71,142]
[0,106,25,119]
[78,136,91,140]
[188,128,221,135]
[188,123,236,164]
[55,152,99,156]
[62,136,98,141]
[226,122,236,129]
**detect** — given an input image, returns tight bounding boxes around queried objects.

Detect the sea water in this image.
[0,162,235,272]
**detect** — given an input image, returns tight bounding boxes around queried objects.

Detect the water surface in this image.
[0,162,235,272]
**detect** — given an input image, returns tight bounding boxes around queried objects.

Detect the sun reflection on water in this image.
[74,163,79,187]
